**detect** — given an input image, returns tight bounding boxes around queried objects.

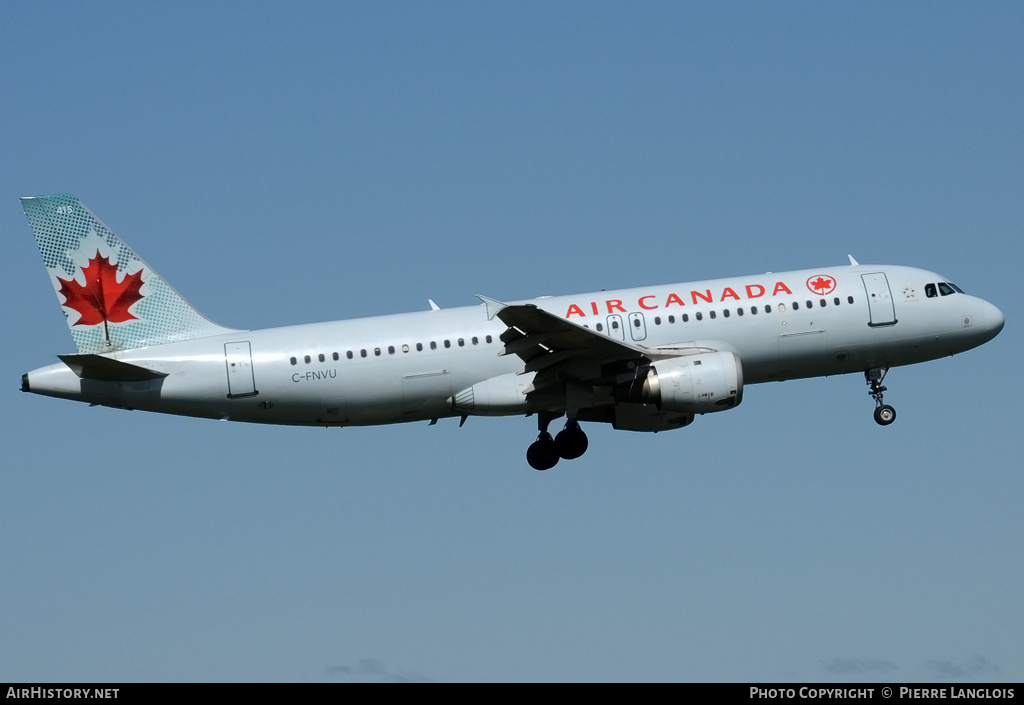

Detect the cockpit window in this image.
[949,282,965,294]
[925,283,937,298]
[938,282,956,296]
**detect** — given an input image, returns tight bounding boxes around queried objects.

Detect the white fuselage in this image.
[24,263,1004,429]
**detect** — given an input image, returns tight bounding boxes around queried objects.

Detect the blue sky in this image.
[1,1,1020,682]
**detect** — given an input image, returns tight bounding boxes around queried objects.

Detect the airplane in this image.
[20,194,1004,470]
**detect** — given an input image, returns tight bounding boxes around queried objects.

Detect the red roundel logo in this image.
[807,274,836,296]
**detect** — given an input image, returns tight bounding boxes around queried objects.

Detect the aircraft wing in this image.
[482,298,709,363]
[493,302,649,370]
[479,296,724,400]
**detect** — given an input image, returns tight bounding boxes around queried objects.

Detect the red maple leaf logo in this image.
[56,252,145,328]
[807,275,836,295]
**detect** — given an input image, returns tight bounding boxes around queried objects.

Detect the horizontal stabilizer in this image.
[58,354,168,382]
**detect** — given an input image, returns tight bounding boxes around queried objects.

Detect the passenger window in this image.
[318,353,325,362]
[416,343,423,352]
[847,296,854,304]
[333,352,339,360]
[596,323,604,332]
[654,316,661,325]
[668,315,676,324]
[360,349,367,358]
[833,297,840,306]
[402,344,410,353]
[430,341,437,350]
[388,346,395,354]
[737,307,743,316]
[374,348,381,356]
[444,340,451,348]
[290,357,297,366]
[682,314,688,322]
[472,337,478,345]
[751,306,758,315]
[792,302,799,310]
[347,351,354,359]
[723,309,730,318]
[695,312,703,321]
[709,310,717,319]
[765,305,772,313]
[486,335,493,343]
[458,338,465,347]
[304,355,311,364]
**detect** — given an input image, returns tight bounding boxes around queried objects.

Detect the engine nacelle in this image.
[640,351,743,414]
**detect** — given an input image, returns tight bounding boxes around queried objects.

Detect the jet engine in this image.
[621,351,743,414]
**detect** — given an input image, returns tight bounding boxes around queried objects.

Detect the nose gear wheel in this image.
[865,368,896,426]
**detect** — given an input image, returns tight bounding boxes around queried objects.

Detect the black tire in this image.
[874,404,896,426]
[527,435,560,471]
[554,426,589,460]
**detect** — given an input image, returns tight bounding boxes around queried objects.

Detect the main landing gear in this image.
[526,413,590,471]
[865,368,896,426]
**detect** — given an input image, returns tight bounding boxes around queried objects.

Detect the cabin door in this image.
[861,273,897,327]
[224,341,258,398]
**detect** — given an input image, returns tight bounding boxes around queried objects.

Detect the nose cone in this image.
[982,300,1005,340]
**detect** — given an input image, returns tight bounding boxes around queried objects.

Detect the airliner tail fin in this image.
[21,194,235,353]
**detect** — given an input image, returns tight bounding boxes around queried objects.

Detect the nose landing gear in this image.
[526,413,590,470]
[866,368,896,426]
